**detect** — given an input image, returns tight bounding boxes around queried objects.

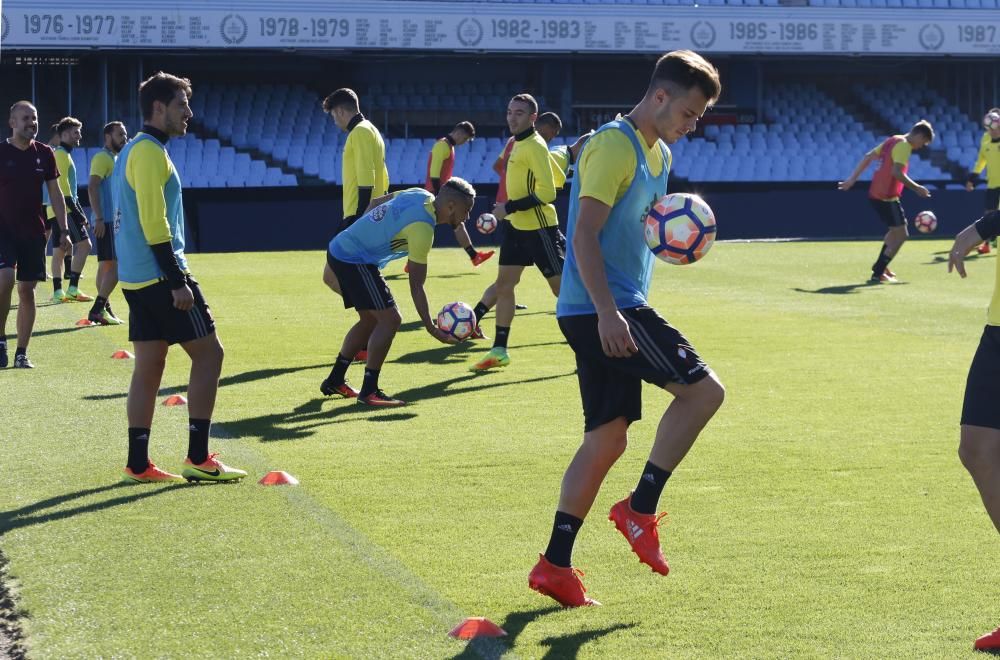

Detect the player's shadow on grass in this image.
[384,272,476,281]
[222,370,573,442]
[392,340,566,365]
[924,249,994,265]
[82,364,328,401]
[25,325,90,338]
[0,482,187,535]
[793,281,909,295]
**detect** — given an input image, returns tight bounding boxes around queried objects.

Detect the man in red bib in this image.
[839,120,934,283]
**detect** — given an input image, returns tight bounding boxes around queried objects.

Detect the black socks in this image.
[473,302,490,323]
[127,427,151,474]
[187,419,211,465]
[327,353,352,384]
[494,326,510,350]
[464,245,477,259]
[543,511,584,568]
[630,461,672,515]
[360,367,380,398]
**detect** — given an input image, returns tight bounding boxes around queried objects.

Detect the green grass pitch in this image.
[1,240,998,658]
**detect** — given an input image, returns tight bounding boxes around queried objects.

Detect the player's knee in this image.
[16,284,35,303]
[695,376,726,413]
[958,432,997,474]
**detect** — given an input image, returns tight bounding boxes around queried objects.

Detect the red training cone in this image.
[258,471,299,486]
[161,395,187,406]
[448,618,507,640]
[75,319,97,327]
[111,350,134,359]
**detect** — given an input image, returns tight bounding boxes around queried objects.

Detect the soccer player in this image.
[47,117,94,303]
[1,102,71,369]
[468,94,563,371]
[838,120,934,283]
[42,124,63,248]
[470,113,592,336]
[965,107,1000,254]
[87,121,128,325]
[322,89,389,234]
[527,51,724,607]
[425,121,494,268]
[946,208,1000,651]
[113,72,246,483]
[320,179,476,406]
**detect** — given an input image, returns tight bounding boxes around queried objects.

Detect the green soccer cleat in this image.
[181,453,247,483]
[101,309,124,325]
[52,289,69,303]
[469,347,511,372]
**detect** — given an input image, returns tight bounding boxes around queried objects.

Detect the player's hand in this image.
[837,180,854,191]
[94,219,105,238]
[597,309,638,358]
[948,245,969,278]
[916,185,931,198]
[59,234,72,252]
[429,325,459,345]
[965,181,975,192]
[492,202,507,221]
[172,284,195,311]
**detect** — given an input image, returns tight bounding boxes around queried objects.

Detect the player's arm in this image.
[46,179,71,251]
[891,162,930,198]
[492,142,508,176]
[949,210,1000,277]
[130,143,192,308]
[403,224,456,344]
[966,137,988,191]
[88,163,108,238]
[568,130,594,163]
[428,141,449,194]
[54,149,86,216]
[353,132,380,218]
[575,198,637,358]
[838,149,878,190]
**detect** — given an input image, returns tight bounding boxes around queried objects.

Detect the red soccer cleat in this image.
[470,324,489,341]
[320,379,359,398]
[883,267,896,279]
[609,495,670,576]
[528,554,600,607]
[975,626,1000,651]
[357,390,406,407]
[977,242,991,255]
[471,250,495,267]
[353,350,368,363]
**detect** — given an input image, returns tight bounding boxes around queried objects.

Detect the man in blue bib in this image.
[528,51,725,607]
[321,178,476,407]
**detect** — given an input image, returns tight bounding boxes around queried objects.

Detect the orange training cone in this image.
[76,319,97,327]
[161,395,187,406]
[448,618,507,640]
[111,350,134,359]
[258,471,299,486]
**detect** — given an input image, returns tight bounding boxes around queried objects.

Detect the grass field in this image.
[1,240,999,658]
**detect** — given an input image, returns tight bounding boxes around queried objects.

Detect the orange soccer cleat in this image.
[123,462,183,483]
[609,495,670,576]
[528,554,600,607]
[975,626,1000,651]
[471,250,495,267]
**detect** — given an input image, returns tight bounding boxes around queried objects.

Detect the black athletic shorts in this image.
[985,188,999,213]
[49,208,90,246]
[498,224,565,278]
[558,306,711,432]
[327,251,395,311]
[94,224,116,262]
[0,232,47,282]
[962,325,1000,430]
[869,198,906,228]
[122,276,215,345]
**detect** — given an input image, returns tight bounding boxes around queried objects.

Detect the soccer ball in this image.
[436,302,476,341]
[914,210,937,234]
[476,213,498,234]
[983,112,1000,132]
[644,193,717,265]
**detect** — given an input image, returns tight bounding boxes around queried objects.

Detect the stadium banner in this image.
[2,1,999,56]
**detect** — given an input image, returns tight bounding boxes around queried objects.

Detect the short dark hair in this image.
[8,101,35,118]
[139,72,192,121]
[536,112,562,133]
[103,121,125,136]
[911,119,934,141]
[648,50,721,103]
[441,177,476,201]
[49,123,61,137]
[55,117,82,134]
[510,94,538,115]
[322,88,359,113]
[454,121,476,138]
